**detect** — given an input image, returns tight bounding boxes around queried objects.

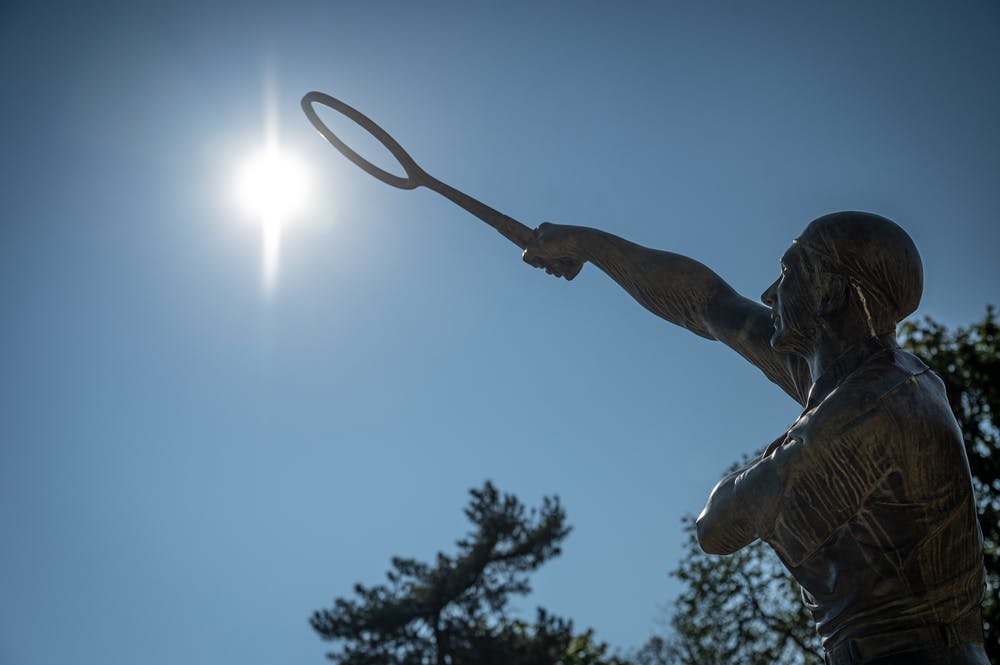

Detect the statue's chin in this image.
[770,328,789,352]
[770,328,809,357]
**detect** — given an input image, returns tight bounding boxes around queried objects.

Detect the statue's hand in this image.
[522,223,585,281]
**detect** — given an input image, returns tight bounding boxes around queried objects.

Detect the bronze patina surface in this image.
[524,212,989,664]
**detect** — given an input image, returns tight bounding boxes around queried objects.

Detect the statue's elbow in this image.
[695,512,736,555]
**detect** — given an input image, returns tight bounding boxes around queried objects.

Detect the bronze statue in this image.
[302,93,990,665]
[524,213,989,665]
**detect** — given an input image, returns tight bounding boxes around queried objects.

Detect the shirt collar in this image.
[805,333,898,409]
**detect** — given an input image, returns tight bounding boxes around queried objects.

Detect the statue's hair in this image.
[794,211,923,333]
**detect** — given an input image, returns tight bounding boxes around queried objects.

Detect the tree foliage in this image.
[311,481,627,665]
[659,308,1000,663]
[661,496,822,665]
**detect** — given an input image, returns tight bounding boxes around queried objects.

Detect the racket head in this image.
[301,91,423,190]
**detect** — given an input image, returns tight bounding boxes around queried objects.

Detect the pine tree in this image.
[311,482,628,665]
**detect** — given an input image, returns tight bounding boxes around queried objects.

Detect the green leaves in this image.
[665,513,823,665]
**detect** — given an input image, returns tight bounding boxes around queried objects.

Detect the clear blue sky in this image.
[2,2,998,664]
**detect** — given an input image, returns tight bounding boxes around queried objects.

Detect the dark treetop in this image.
[523,211,989,664]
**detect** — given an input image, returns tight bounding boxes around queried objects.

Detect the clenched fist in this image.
[521,223,585,280]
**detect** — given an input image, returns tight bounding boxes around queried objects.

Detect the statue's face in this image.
[761,245,822,356]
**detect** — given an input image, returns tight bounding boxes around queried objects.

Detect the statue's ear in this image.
[817,273,849,316]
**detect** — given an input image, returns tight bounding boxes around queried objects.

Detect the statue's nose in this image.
[761,278,779,307]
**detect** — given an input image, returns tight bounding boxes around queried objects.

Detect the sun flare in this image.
[233,138,312,294]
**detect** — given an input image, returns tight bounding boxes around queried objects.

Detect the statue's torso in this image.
[764,347,985,649]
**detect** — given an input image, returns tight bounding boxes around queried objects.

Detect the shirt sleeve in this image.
[763,407,891,566]
[697,403,891,560]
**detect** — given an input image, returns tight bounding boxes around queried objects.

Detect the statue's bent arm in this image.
[695,408,888,558]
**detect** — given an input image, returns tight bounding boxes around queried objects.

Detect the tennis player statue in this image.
[523,211,990,665]
[300,93,989,665]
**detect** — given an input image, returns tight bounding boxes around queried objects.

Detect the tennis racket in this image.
[301,91,535,250]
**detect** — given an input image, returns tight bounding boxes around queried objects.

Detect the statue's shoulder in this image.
[801,349,933,439]
[848,348,930,401]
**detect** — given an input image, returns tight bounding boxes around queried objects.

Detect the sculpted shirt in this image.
[703,336,986,648]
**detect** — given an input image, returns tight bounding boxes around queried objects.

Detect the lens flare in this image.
[232,75,313,297]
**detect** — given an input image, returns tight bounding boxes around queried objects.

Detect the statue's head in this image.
[762,211,923,356]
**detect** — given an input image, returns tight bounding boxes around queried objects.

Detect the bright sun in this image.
[234,140,312,294]
[235,143,310,223]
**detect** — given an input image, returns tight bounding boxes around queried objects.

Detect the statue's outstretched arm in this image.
[523,223,809,405]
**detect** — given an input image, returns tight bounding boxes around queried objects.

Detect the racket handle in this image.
[422,174,535,250]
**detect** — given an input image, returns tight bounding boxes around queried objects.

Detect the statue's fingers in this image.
[563,261,583,281]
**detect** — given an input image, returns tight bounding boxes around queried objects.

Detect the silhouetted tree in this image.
[653,308,999,664]
[311,482,629,665]
[661,490,822,665]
